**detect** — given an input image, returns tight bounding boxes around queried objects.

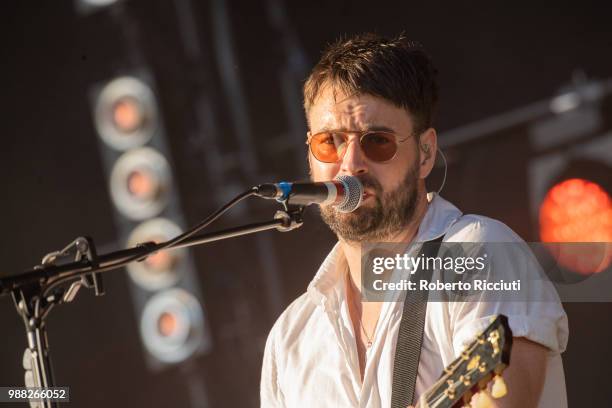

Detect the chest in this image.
[277,303,448,408]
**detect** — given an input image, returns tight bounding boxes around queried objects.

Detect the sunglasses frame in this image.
[306,130,412,163]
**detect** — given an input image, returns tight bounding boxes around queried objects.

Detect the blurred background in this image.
[1,0,611,406]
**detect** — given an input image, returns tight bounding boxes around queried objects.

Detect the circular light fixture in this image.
[540,178,612,274]
[95,76,158,151]
[126,218,184,291]
[140,289,205,364]
[110,147,171,220]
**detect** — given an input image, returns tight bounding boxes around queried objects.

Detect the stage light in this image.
[94,76,158,151]
[140,289,205,364]
[539,178,612,274]
[110,147,170,220]
[112,96,145,133]
[157,311,179,337]
[126,168,160,202]
[143,240,178,271]
[126,218,184,291]
[540,178,612,242]
[92,70,211,370]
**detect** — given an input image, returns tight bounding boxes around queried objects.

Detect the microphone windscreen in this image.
[335,175,363,213]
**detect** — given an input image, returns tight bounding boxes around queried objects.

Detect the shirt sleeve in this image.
[260,325,285,408]
[446,216,569,355]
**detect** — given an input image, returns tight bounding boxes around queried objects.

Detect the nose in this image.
[339,137,368,176]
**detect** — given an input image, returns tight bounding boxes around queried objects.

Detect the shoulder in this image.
[444,213,523,243]
[266,291,318,349]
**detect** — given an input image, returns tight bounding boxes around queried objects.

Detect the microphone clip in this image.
[274,206,305,232]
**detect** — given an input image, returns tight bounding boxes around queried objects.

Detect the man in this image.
[260,33,568,407]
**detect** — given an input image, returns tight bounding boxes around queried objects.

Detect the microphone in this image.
[254,175,363,213]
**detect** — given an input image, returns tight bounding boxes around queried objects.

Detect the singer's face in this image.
[307,85,427,242]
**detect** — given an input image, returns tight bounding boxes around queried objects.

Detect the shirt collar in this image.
[307,193,463,309]
[414,192,463,242]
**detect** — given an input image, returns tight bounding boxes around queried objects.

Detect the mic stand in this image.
[1,205,304,408]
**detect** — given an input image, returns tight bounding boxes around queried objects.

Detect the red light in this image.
[539,178,612,274]
[157,312,178,337]
[127,169,159,200]
[143,235,176,271]
[112,96,144,133]
[145,251,175,271]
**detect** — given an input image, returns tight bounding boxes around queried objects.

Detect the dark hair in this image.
[303,33,439,135]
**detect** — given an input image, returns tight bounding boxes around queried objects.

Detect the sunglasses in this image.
[307,130,411,163]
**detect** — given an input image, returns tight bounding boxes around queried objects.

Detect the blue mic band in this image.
[276,182,293,202]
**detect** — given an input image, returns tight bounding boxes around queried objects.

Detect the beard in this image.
[319,161,420,243]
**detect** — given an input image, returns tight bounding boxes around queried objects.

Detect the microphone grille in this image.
[336,175,363,213]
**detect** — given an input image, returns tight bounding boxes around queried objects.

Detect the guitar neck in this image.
[414,315,512,408]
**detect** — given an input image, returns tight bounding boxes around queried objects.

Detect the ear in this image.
[418,128,437,179]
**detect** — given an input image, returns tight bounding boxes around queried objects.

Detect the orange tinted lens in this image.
[311,132,346,162]
[361,132,397,162]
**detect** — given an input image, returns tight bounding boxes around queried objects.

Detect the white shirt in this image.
[261,193,569,408]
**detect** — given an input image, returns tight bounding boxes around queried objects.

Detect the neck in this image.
[341,191,430,297]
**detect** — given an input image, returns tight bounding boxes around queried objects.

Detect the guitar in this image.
[416,314,513,408]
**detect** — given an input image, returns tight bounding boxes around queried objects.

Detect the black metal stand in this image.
[0,205,304,407]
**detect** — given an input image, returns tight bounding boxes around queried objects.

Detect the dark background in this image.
[1,0,611,406]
